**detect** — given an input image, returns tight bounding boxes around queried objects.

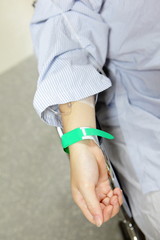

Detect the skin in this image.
[59,98,123,227]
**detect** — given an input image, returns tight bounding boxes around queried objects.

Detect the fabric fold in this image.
[30,0,111,126]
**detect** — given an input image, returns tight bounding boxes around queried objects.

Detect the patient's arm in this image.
[59,96,123,227]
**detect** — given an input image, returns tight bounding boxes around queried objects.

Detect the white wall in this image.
[0,0,34,74]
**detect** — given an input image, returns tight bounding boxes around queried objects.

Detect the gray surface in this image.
[0,56,123,240]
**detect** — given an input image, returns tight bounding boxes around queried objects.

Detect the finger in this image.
[96,191,106,202]
[113,188,123,206]
[107,189,113,198]
[72,188,95,225]
[103,205,113,222]
[100,202,106,210]
[101,197,110,206]
[95,183,111,202]
[110,196,120,218]
[79,184,103,227]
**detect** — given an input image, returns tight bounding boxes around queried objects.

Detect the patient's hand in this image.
[69,139,123,227]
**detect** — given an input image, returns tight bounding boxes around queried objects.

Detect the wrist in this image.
[69,139,99,158]
[69,138,97,149]
[61,127,114,154]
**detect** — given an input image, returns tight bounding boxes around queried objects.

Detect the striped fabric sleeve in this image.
[30,0,112,127]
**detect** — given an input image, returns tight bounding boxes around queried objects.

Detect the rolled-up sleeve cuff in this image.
[33,52,112,127]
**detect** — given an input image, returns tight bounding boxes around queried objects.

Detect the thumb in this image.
[80,185,103,227]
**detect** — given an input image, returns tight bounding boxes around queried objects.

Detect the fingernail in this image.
[94,215,102,227]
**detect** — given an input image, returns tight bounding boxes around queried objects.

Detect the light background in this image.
[0,0,34,74]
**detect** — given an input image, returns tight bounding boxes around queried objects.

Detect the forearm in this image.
[59,95,96,133]
[59,95,97,152]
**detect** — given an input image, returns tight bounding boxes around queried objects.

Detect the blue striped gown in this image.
[30,0,160,194]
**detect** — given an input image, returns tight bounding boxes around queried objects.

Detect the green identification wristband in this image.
[61,127,114,154]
